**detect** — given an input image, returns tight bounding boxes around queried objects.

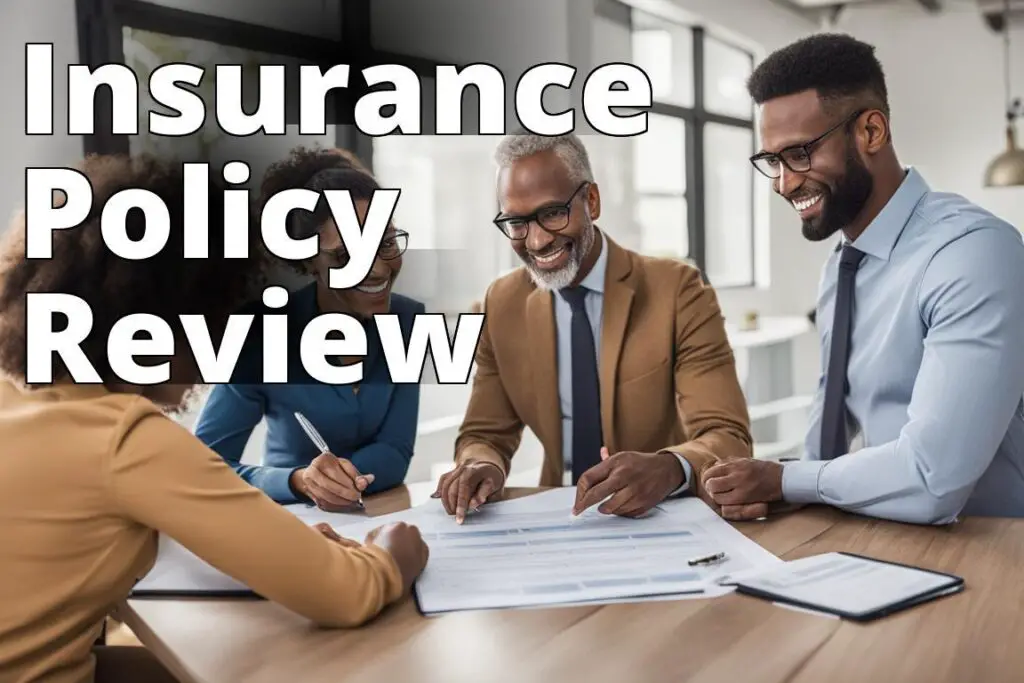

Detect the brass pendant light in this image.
[984,0,1024,187]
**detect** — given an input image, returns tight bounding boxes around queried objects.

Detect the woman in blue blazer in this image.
[194,147,423,510]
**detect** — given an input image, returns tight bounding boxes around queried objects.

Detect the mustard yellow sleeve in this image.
[107,399,404,628]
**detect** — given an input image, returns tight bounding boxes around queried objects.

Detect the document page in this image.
[731,552,961,617]
[332,488,782,614]
[131,504,366,595]
[132,488,781,611]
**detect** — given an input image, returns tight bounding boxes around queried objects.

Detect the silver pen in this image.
[293,411,365,509]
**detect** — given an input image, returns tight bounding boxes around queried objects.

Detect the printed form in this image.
[132,488,781,612]
[330,488,782,614]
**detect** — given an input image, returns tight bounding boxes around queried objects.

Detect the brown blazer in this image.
[455,235,753,503]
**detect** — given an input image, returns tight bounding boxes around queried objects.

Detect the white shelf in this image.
[748,394,814,421]
[417,414,464,436]
[754,439,803,461]
[726,316,812,349]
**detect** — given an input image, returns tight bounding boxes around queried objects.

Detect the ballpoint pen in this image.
[687,551,727,566]
[293,411,365,510]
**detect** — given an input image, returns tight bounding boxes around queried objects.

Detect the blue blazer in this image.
[193,283,424,504]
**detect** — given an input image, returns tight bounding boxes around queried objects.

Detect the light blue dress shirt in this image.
[783,168,1024,524]
[553,231,692,493]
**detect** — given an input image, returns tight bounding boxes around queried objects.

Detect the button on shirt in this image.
[553,232,692,492]
[783,168,1024,523]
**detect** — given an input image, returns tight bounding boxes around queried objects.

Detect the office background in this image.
[1,0,1021,487]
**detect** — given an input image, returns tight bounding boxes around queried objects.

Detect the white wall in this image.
[835,3,1024,231]
[0,0,81,231]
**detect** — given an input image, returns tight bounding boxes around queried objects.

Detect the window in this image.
[122,27,336,178]
[373,122,509,313]
[594,2,758,287]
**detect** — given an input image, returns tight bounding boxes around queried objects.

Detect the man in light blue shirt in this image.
[703,33,1024,524]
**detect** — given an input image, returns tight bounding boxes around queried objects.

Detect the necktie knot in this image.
[560,286,589,311]
[839,245,866,270]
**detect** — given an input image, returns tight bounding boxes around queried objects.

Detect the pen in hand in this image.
[293,412,366,510]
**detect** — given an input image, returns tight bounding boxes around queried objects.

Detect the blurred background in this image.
[2,0,1021,487]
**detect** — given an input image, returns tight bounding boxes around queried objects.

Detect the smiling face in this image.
[496,149,600,291]
[311,198,403,318]
[758,90,875,242]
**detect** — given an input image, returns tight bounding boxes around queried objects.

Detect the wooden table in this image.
[122,484,1024,683]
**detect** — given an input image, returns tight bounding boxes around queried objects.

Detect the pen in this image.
[293,411,365,510]
[687,551,727,566]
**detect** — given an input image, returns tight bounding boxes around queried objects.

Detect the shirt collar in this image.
[846,167,929,261]
[577,229,608,293]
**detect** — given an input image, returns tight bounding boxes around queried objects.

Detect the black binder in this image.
[723,552,965,622]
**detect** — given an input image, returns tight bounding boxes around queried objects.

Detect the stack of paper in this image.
[131,489,782,613]
[130,503,365,596]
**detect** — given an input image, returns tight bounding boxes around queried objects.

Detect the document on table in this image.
[130,504,365,596]
[329,488,782,614]
[130,488,781,610]
[721,552,965,621]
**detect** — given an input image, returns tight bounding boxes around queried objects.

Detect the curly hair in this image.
[258,146,380,273]
[0,154,266,386]
[747,33,889,118]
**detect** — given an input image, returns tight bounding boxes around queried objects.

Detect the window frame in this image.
[598,0,758,288]
[74,0,441,161]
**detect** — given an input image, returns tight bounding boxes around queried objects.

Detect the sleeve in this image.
[192,384,303,504]
[782,227,1024,524]
[453,283,524,481]
[349,303,422,493]
[110,403,405,627]
[662,268,754,503]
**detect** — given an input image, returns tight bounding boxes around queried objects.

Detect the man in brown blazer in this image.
[434,133,752,522]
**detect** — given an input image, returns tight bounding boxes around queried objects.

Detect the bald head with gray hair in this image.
[494,133,595,185]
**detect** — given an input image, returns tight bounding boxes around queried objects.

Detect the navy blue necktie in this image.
[820,245,865,460]
[560,287,603,484]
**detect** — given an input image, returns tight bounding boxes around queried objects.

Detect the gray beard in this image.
[526,221,596,291]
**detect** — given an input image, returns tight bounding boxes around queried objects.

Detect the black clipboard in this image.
[727,552,965,622]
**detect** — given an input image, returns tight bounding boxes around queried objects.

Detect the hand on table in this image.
[431,461,505,524]
[290,452,374,511]
[365,522,429,594]
[702,459,784,521]
[312,523,361,548]
[573,447,686,518]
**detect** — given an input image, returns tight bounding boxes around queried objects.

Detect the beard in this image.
[801,147,874,242]
[523,217,596,291]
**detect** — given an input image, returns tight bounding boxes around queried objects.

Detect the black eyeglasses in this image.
[319,229,409,268]
[750,109,866,179]
[493,182,589,240]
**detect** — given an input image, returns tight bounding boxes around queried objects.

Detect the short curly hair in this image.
[747,33,889,118]
[258,146,380,273]
[0,154,266,386]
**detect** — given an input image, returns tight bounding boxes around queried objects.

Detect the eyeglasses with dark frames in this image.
[749,109,866,179]
[318,229,409,268]
[493,182,590,240]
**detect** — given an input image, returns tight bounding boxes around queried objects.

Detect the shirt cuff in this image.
[666,452,693,498]
[781,460,827,504]
[260,466,306,504]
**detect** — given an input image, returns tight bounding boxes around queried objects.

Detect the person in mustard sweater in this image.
[0,154,428,683]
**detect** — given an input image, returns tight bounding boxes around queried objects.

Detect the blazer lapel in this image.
[599,238,636,454]
[525,287,561,463]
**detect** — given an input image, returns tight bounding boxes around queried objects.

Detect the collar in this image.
[846,167,929,261]
[577,229,608,294]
